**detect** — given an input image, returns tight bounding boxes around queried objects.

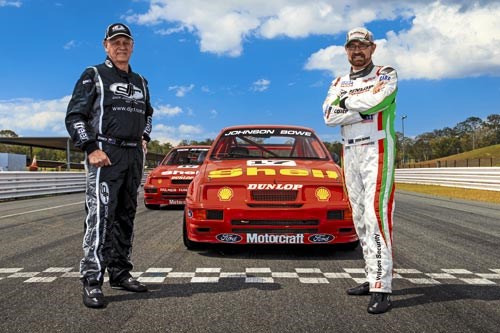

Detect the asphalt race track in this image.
[0,190,499,333]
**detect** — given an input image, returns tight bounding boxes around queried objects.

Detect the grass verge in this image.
[396,183,500,204]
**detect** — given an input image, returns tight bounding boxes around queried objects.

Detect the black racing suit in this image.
[65,57,153,285]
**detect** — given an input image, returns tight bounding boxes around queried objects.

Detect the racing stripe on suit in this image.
[323,62,397,293]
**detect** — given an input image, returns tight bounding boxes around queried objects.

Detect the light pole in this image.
[401,115,407,166]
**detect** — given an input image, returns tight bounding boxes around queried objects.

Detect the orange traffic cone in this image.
[28,155,38,171]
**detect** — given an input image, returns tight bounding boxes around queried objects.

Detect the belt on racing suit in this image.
[344,130,386,147]
[97,134,141,148]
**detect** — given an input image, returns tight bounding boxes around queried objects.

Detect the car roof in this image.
[218,124,315,132]
[173,145,211,149]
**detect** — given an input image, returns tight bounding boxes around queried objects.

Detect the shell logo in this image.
[218,187,234,201]
[315,187,331,201]
[157,179,163,184]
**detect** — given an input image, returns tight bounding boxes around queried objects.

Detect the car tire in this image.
[145,203,160,210]
[183,213,201,250]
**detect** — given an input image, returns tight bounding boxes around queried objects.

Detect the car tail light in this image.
[144,187,158,194]
[192,209,207,220]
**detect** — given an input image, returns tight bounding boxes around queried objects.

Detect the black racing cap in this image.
[104,23,133,40]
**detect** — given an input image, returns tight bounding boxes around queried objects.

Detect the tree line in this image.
[0,114,498,166]
[396,114,499,164]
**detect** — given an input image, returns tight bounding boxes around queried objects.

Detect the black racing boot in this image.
[82,279,105,308]
[110,276,148,292]
[367,292,392,314]
[347,281,370,295]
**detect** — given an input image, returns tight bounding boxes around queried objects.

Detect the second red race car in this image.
[144,145,210,209]
[183,125,358,249]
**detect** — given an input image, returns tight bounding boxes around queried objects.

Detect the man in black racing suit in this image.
[65,23,153,308]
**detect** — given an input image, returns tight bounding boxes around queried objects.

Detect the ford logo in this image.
[216,234,242,243]
[308,234,335,243]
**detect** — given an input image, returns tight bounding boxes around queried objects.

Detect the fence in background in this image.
[0,171,86,200]
[1,167,500,200]
[395,167,500,191]
[402,158,499,168]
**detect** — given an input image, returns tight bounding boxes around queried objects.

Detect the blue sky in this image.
[0,0,499,145]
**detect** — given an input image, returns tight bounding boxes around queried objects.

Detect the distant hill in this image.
[407,144,500,167]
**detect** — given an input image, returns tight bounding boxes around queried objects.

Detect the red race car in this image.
[144,146,210,209]
[183,125,358,249]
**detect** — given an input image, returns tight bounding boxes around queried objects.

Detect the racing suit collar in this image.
[105,56,132,76]
[349,62,374,79]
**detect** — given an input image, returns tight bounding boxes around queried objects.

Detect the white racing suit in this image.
[323,62,397,293]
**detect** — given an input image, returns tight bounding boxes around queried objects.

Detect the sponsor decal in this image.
[315,187,331,201]
[247,233,304,244]
[308,234,335,243]
[333,108,348,114]
[168,199,185,205]
[172,176,195,181]
[278,129,311,136]
[111,24,127,33]
[209,167,338,179]
[187,210,193,218]
[177,148,209,152]
[375,234,383,282]
[177,165,200,169]
[349,85,374,95]
[248,184,303,190]
[340,80,353,87]
[160,188,187,193]
[379,74,391,81]
[374,281,382,289]
[161,170,198,175]
[216,234,243,243]
[109,82,144,100]
[223,129,312,137]
[247,160,296,166]
[73,122,89,141]
[225,129,275,136]
[99,182,110,205]
[372,81,387,94]
[217,187,233,201]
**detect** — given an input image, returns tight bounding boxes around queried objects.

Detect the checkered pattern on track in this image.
[1,267,500,285]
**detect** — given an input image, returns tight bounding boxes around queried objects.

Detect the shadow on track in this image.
[104,281,282,305]
[393,284,500,308]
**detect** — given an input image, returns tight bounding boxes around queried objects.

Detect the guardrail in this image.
[1,167,499,200]
[0,171,87,200]
[395,167,500,192]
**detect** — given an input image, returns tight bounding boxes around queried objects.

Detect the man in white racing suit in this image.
[322,27,397,314]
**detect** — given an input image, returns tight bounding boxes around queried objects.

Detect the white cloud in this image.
[168,84,195,97]
[0,1,22,7]
[0,97,69,135]
[305,1,500,79]
[251,79,270,92]
[154,104,183,116]
[201,86,212,94]
[63,40,77,50]
[126,0,406,56]
[128,1,500,79]
[152,123,204,145]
